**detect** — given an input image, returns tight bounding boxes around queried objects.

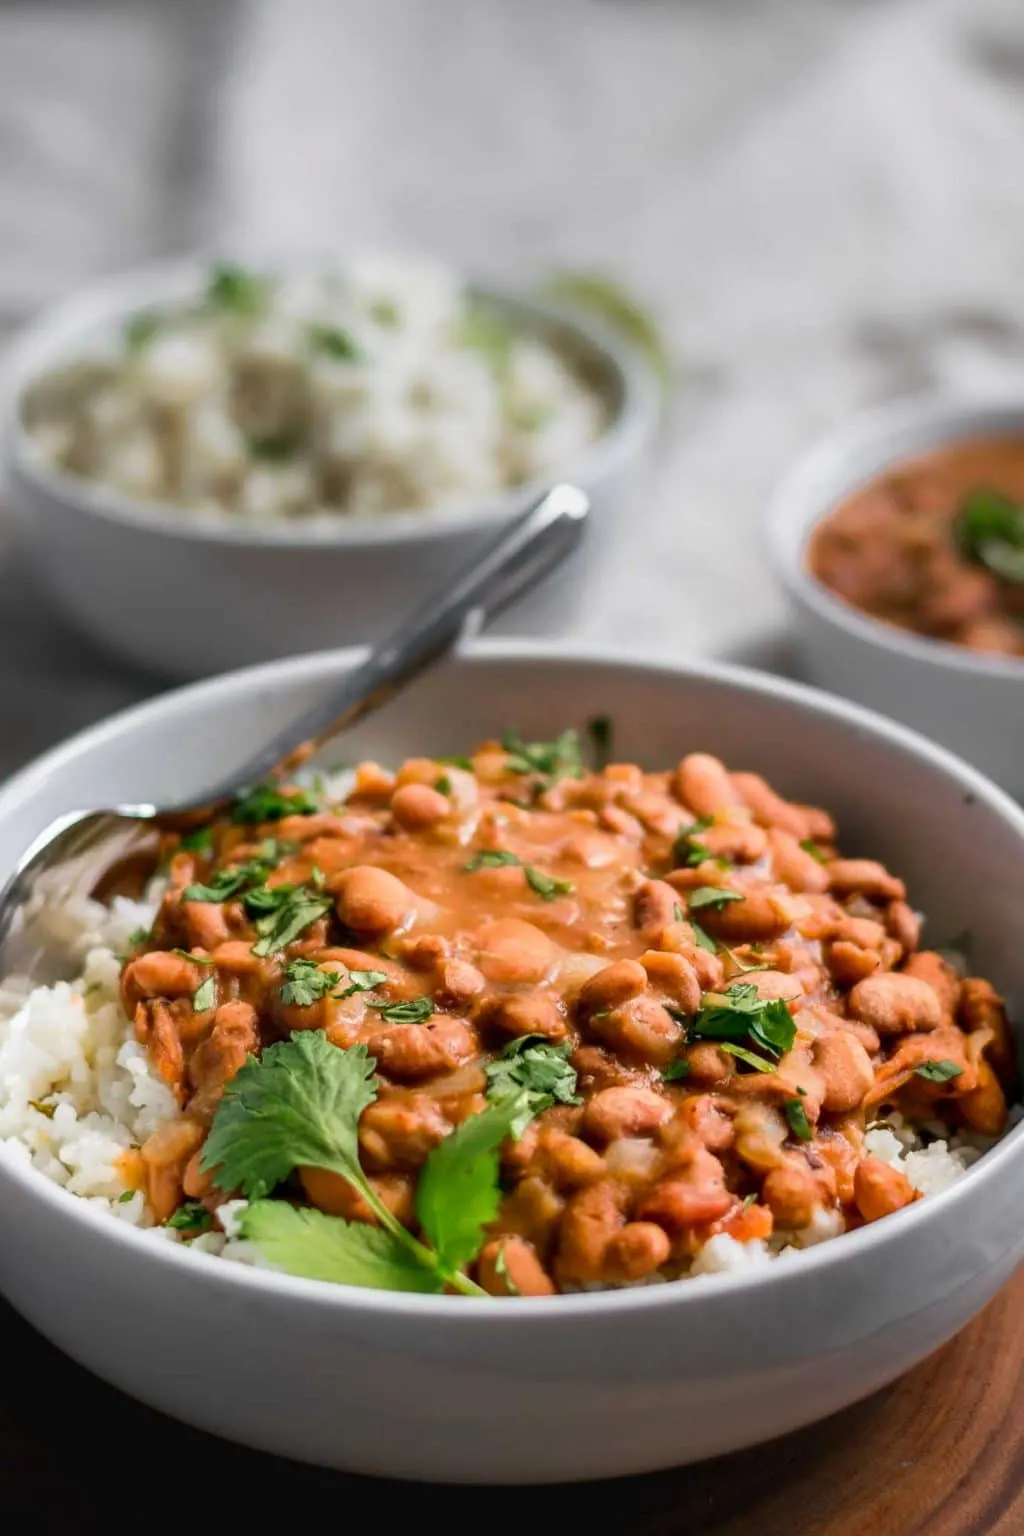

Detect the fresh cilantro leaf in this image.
[231,781,318,825]
[741,1192,758,1211]
[280,958,342,1008]
[202,1033,377,1199]
[663,1058,691,1082]
[308,322,362,361]
[587,714,613,771]
[484,1036,580,1135]
[674,817,715,869]
[435,775,453,795]
[367,996,433,1025]
[183,856,273,904]
[165,1201,213,1232]
[524,866,574,902]
[689,920,719,954]
[784,1098,813,1142]
[688,886,743,912]
[193,974,217,1012]
[416,1093,532,1273]
[170,947,215,965]
[251,890,331,957]
[464,849,522,871]
[240,1202,443,1293]
[501,729,583,786]
[117,1189,136,1203]
[720,1041,773,1073]
[127,926,151,948]
[437,754,473,771]
[180,826,214,853]
[494,1241,520,1296]
[123,310,161,353]
[249,432,301,462]
[914,1060,964,1083]
[955,488,1024,584]
[691,983,796,1061]
[335,968,388,1000]
[799,839,827,864]
[205,262,268,315]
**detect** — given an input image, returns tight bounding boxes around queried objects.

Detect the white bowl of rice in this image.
[0,256,657,677]
[0,640,1022,1483]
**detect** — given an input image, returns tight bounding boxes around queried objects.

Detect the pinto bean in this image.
[812,1030,876,1113]
[730,772,810,838]
[672,754,741,818]
[179,897,232,950]
[676,1093,735,1151]
[960,977,1015,1087]
[181,1149,215,1200]
[369,1018,476,1081]
[298,1167,414,1226]
[474,918,556,986]
[359,1098,450,1170]
[603,1222,672,1282]
[768,829,830,894]
[477,1237,556,1297]
[591,997,683,1068]
[633,880,682,937]
[854,1157,917,1223]
[638,1172,732,1230]
[188,1001,259,1122]
[957,1058,1008,1136]
[826,940,881,986]
[121,950,202,1008]
[827,859,906,904]
[334,865,412,937]
[849,972,943,1035]
[479,990,567,1042]
[684,1042,734,1085]
[700,821,769,864]
[691,889,792,944]
[390,783,450,830]
[433,958,486,1009]
[762,1158,821,1228]
[745,970,805,1002]
[140,1117,206,1222]
[555,1180,628,1283]
[578,958,648,1016]
[145,1000,186,1098]
[638,950,702,1013]
[903,951,961,1016]
[583,1086,672,1144]
[657,928,725,991]
[884,901,921,955]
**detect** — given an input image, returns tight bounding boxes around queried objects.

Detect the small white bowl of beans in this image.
[769,395,1024,799]
[0,255,658,677]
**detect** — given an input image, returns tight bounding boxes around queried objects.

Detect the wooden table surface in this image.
[5,1269,1023,1535]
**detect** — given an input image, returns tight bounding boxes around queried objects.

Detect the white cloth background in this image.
[1,0,1023,774]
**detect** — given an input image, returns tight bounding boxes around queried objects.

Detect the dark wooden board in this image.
[4,1270,1023,1535]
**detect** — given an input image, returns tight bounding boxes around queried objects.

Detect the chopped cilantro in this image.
[180,826,213,853]
[459,305,513,377]
[784,1098,813,1142]
[689,919,719,955]
[183,855,274,904]
[435,775,453,796]
[687,886,743,912]
[914,1060,964,1083]
[335,968,389,1000]
[370,298,400,326]
[249,432,301,462]
[308,322,361,361]
[719,1041,774,1073]
[501,729,583,787]
[250,888,331,958]
[205,262,268,315]
[524,866,574,902]
[586,714,613,770]
[494,1241,520,1296]
[464,849,522,871]
[674,816,715,868]
[799,839,827,864]
[691,982,796,1061]
[231,781,318,825]
[484,1035,581,1136]
[955,488,1024,583]
[165,1201,214,1233]
[123,310,161,353]
[662,1058,691,1082]
[280,958,342,1008]
[367,996,433,1025]
[126,926,151,949]
[117,1189,136,1204]
[437,754,474,771]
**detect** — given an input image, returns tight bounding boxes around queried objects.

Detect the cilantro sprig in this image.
[690,982,797,1064]
[250,887,331,957]
[955,488,1024,584]
[484,1035,580,1136]
[280,958,342,1008]
[674,816,715,868]
[502,729,584,788]
[201,1033,537,1296]
[231,782,318,825]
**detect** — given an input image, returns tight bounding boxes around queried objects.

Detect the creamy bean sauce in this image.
[809,438,1024,657]
[117,733,1015,1296]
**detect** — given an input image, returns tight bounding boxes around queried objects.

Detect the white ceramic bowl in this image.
[0,641,1023,1483]
[0,261,658,679]
[770,396,1024,799]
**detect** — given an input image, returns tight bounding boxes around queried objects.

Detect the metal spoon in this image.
[0,483,588,972]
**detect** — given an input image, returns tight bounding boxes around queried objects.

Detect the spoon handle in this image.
[182,483,588,805]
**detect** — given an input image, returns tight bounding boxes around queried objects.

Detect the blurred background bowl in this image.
[0,259,659,679]
[769,396,1024,799]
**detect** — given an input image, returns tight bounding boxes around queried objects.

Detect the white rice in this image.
[21,254,608,528]
[0,882,1003,1280]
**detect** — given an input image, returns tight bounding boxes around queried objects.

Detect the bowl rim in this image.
[1,635,1023,1320]
[768,392,1024,682]
[0,254,660,550]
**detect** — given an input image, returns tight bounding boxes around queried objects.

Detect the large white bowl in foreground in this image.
[0,641,1022,1484]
